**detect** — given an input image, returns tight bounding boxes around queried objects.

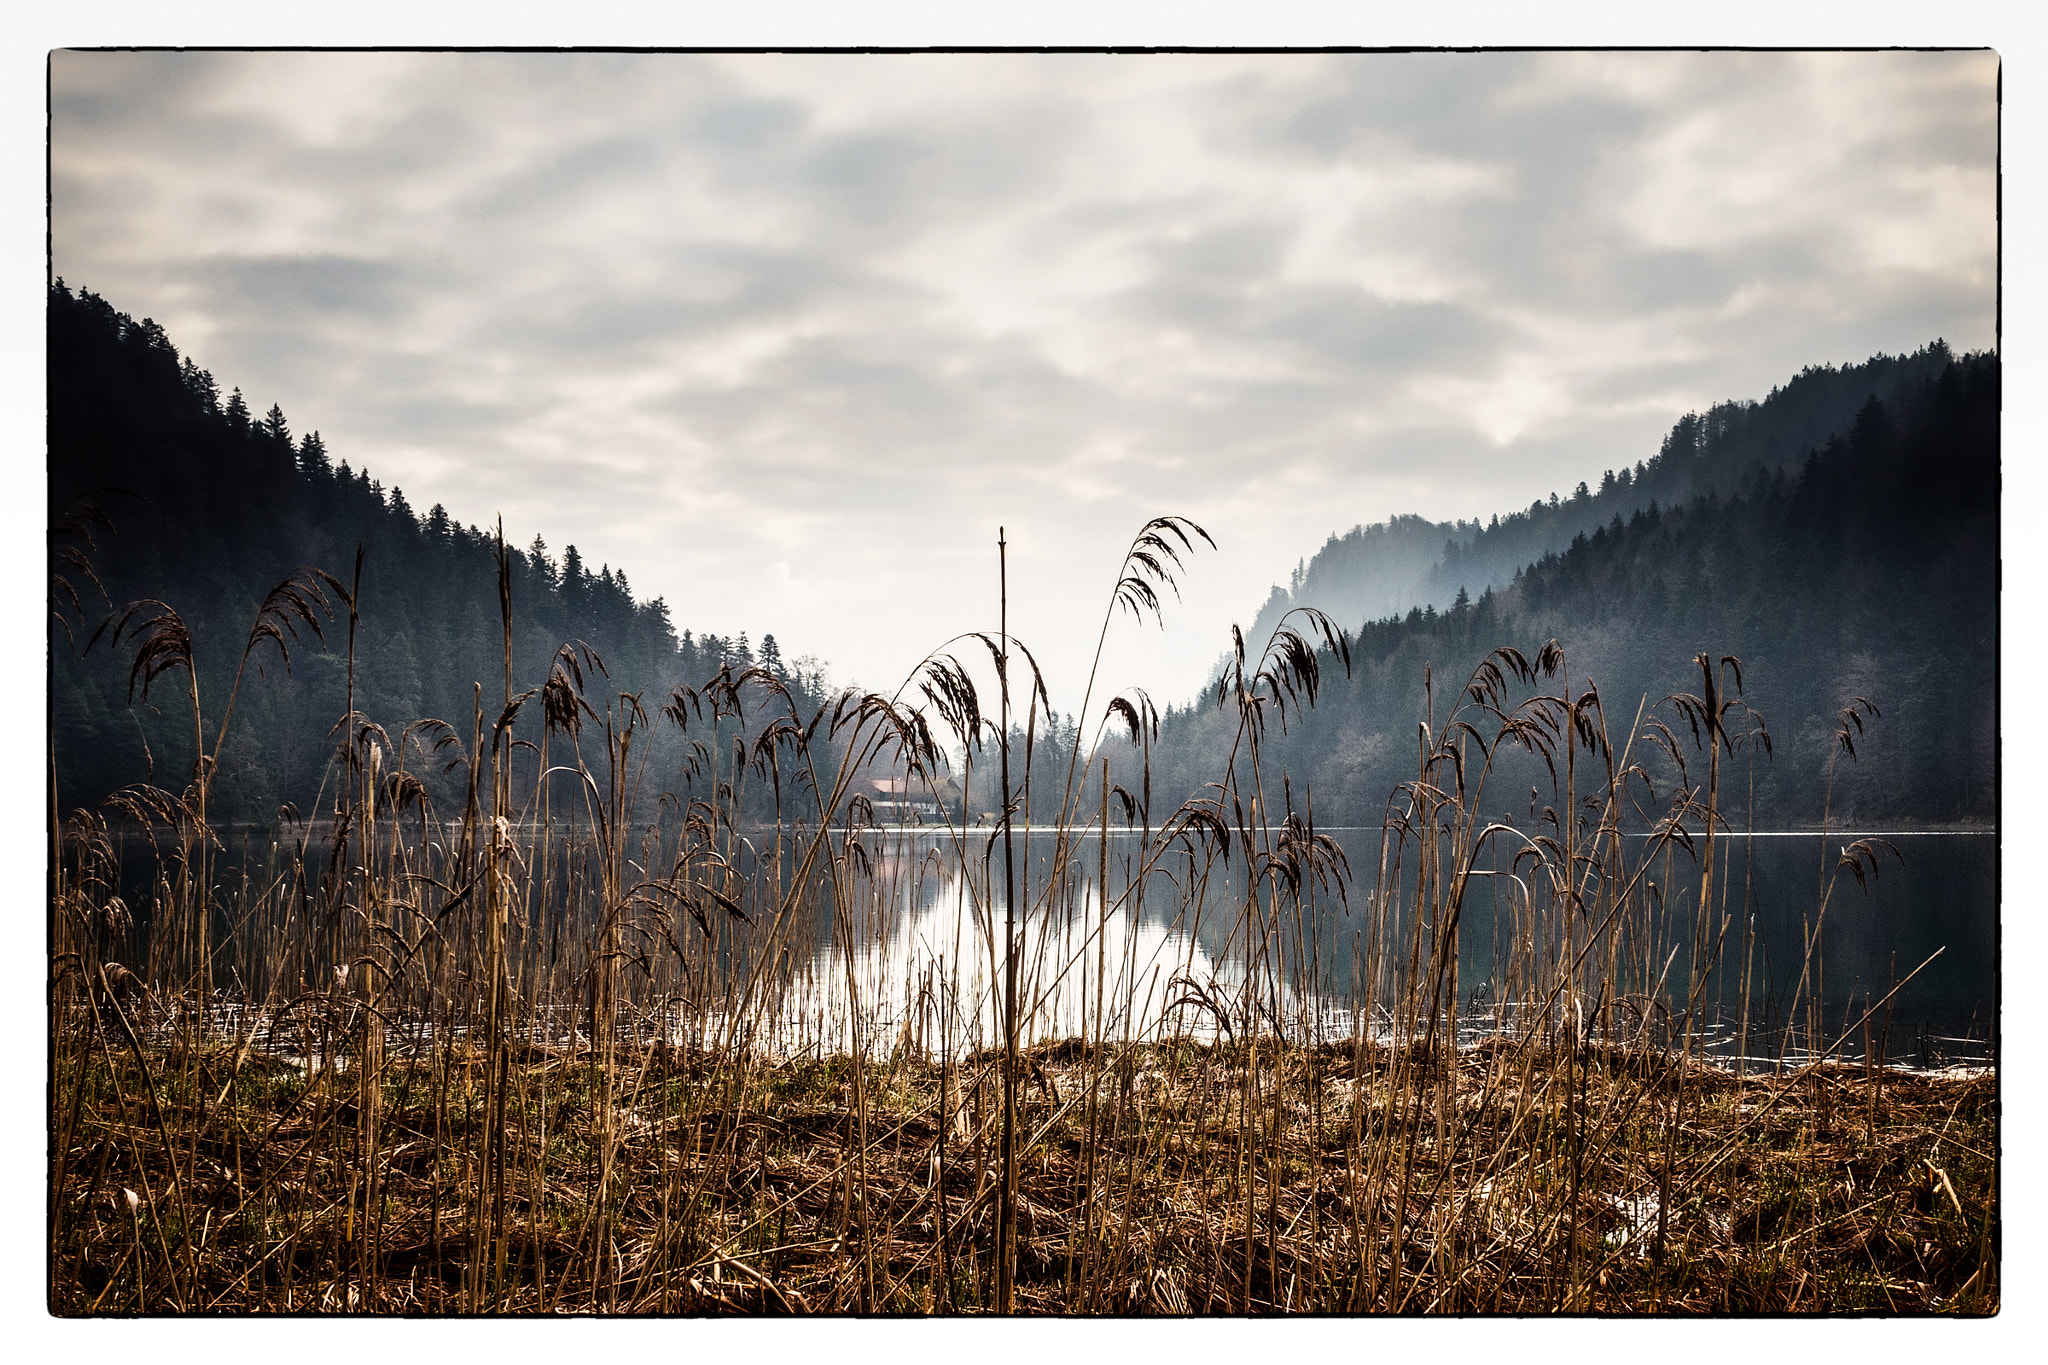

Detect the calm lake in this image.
[786,827,1996,1070]
[107,820,1994,1072]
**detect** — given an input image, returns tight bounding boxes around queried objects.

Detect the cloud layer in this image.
[50,50,1997,706]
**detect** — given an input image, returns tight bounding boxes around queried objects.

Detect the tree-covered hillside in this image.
[49,283,829,823]
[1153,350,1998,829]
[1242,342,1968,659]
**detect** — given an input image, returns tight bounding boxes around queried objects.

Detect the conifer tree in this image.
[298,431,331,479]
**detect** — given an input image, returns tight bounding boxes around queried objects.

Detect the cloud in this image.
[173,254,412,321]
[49,50,1997,710]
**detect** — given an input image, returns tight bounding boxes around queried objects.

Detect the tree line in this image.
[49,281,831,826]
[1243,341,1968,663]
[1145,349,1997,830]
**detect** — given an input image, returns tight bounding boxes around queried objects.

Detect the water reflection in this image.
[111,822,1992,1071]
[780,828,1995,1069]
[781,859,1249,1055]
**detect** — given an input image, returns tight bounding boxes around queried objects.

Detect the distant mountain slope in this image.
[1154,349,1997,828]
[1242,342,1965,656]
[48,283,825,822]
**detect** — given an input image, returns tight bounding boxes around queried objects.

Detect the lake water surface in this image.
[785,827,1995,1069]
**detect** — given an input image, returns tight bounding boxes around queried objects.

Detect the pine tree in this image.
[298,431,331,479]
[181,359,218,414]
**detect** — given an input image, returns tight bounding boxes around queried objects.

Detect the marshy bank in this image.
[49,518,1997,1315]
[48,1029,1995,1314]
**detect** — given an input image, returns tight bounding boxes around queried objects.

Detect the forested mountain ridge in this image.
[1155,349,1997,829]
[49,282,827,823]
[1242,342,1968,659]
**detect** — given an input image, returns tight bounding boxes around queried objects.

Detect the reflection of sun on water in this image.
[778,867,1255,1056]
[724,828,1993,1067]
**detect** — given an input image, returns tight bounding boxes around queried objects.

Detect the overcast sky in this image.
[49,49,1997,714]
